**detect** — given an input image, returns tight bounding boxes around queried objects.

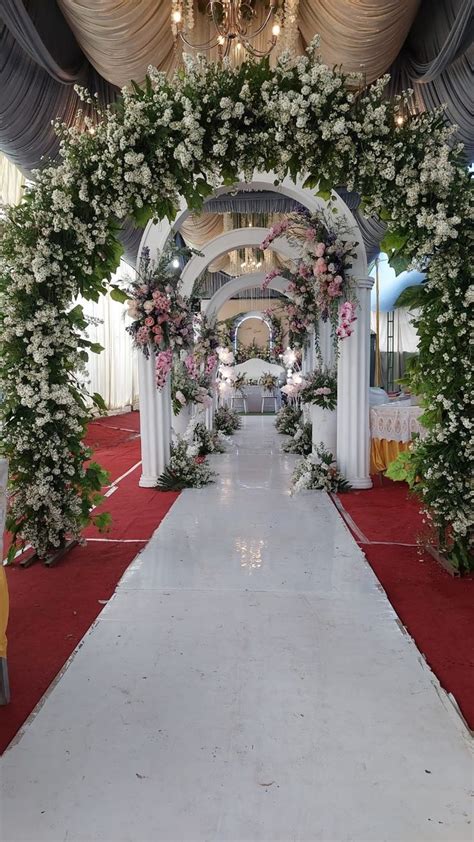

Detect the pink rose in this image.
[144,316,155,327]
[305,229,316,241]
[314,243,326,257]
[314,258,327,275]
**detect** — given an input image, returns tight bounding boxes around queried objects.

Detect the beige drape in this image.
[57,0,178,87]
[0,152,25,206]
[180,212,224,248]
[299,0,421,83]
[57,1,421,89]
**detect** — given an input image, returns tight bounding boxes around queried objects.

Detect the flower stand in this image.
[311,404,337,457]
[172,404,192,438]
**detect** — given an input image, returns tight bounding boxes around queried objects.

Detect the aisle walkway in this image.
[1,417,472,842]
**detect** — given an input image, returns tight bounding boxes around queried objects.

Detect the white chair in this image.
[261,391,278,413]
[231,390,247,414]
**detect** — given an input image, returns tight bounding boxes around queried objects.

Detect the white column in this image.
[336,277,374,489]
[302,327,315,374]
[319,318,334,371]
[138,351,171,487]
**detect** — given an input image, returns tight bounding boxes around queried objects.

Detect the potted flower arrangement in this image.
[171,354,213,436]
[259,372,278,395]
[275,405,302,436]
[291,445,350,494]
[214,406,241,435]
[299,369,337,456]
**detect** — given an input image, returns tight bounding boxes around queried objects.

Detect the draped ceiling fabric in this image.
[57,0,179,88]
[299,0,421,83]
[390,0,474,160]
[0,151,24,206]
[0,0,472,256]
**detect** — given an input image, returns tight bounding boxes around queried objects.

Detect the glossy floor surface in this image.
[1,417,472,841]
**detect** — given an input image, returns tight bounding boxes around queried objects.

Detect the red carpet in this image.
[337,479,474,730]
[1,412,179,754]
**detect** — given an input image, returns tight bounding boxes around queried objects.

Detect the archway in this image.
[232,310,274,355]
[1,45,468,567]
[138,191,372,490]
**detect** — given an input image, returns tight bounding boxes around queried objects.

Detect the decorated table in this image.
[370,403,425,473]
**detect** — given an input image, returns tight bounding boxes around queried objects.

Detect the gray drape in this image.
[0,0,86,84]
[390,0,473,160]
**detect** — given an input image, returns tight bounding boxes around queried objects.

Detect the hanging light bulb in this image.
[172,258,180,268]
[172,9,182,23]
[272,23,281,36]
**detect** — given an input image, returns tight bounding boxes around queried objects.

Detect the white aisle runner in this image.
[1,417,472,841]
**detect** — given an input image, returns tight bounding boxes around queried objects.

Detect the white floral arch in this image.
[3,48,469,567]
[138,177,372,489]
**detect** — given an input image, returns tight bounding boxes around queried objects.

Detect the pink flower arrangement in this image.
[206,353,218,374]
[259,209,358,350]
[184,353,199,379]
[313,258,327,275]
[337,301,357,338]
[262,268,280,290]
[155,348,173,389]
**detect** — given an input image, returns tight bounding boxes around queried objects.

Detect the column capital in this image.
[356,276,375,290]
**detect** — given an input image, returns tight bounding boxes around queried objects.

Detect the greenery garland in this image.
[0,40,472,568]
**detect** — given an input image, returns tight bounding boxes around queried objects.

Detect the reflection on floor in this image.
[1,417,472,842]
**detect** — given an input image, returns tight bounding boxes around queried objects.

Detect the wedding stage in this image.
[1,415,471,841]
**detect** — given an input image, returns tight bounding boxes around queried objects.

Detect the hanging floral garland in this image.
[262,207,358,350]
[0,40,471,569]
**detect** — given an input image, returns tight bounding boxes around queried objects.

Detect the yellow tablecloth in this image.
[0,566,8,659]
[370,438,410,474]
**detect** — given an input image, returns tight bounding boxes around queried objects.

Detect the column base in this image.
[348,475,373,490]
[139,474,159,488]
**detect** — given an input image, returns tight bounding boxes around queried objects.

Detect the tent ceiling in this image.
[0,0,472,264]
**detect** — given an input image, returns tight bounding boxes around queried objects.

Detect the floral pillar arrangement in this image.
[261,207,359,355]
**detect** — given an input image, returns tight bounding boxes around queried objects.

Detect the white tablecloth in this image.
[370,404,424,443]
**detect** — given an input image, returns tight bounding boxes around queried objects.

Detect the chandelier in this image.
[171,0,283,59]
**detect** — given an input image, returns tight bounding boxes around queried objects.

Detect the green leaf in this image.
[385,450,417,485]
[94,512,112,532]
[389,252,410,274]
[67,304,87,328]
[395,284,426,309]
[91,392,107,412]
[195,178,213,198]
[89,343,104,355]
[303,174,319,190]
[132,204,154,227]
[109,286,129,304]
[380,230,407,254]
